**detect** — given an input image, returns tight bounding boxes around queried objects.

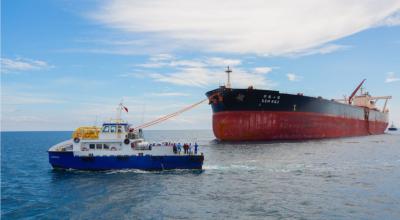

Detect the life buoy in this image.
[124,139,130,145]
[111,147,117,151]
[74,138,80,143]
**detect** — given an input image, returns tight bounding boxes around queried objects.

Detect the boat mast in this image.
[116,102,123,123]
[225,66,232,88]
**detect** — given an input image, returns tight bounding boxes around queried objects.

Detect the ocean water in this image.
[1,130,400,220]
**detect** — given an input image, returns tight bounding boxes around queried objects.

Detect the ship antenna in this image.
[116,99,125,123]
[225,66,232,88]
[94,115,98,127]
[117,102,122,123]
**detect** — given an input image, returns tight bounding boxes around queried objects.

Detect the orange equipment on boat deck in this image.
[72,126,100,139]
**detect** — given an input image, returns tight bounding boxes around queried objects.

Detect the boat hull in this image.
[212,111,388,141]
[206,88,389,141]
[49,152,204,171]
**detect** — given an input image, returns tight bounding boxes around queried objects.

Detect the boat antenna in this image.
[117,102,122,123]
[117,99,127,123]
[225,66,232,88]
[94,115,98,127]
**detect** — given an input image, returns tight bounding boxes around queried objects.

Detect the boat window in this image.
[96,144,102,149]
[110,125,116,133]
[89,144,95,149]
[117,126,122,133]
[102,126,109,132]
[103,144,110,150]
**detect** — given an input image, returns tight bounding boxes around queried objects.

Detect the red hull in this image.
[213,111,388,141]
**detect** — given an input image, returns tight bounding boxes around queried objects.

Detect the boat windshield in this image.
[102,123,127,133]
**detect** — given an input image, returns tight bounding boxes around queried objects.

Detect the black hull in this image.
[205,87,388,122]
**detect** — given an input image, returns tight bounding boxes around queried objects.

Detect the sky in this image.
[1,0,400,131]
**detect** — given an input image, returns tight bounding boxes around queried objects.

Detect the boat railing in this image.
[49,140,73,152]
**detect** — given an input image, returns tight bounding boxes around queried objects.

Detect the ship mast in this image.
[116,102,123,123]
[225,66,232,88]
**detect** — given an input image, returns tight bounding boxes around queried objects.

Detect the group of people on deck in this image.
[172,142,198,155]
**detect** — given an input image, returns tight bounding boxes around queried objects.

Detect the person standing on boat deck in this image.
[194,142,198,154]
[188,145,192,155]
[183,143,189,154]
[177,143,182,154]
[173,144,177,154]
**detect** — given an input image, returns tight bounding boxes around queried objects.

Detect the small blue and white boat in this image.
[48,105,204,171]
[388,122,397,131]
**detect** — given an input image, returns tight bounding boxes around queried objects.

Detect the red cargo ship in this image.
[206,67,392,141]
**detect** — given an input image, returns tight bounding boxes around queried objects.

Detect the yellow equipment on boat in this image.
[72,126,100,140]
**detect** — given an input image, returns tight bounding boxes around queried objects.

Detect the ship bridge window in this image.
[102,126,109,132]
[89,144,95,149]
[96,144,102,149]
[103,144,110,150]
[110,125,116,133]
[117,125,123,133]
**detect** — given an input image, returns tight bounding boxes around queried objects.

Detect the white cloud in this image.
[150,68,211,87]
[4,115,50,123]
[53,77,106,87]
[149,53,175,62]
[91,0,400,55]
[287,73,302,81]
[150,66,275,88]
[149,92,190,97]
[169,60,205,68]
[118,72,147,78]
[130,55,275,88]
[288,44,350,57]
[0,86,211,131]
[1,58,51,73]
[253,67,272,74]
[2,93,65,105]
[137,55,240,69]
[379,10,400,26]
[205,57,241,67]
[137,62,168,68]
[385,72,400,83]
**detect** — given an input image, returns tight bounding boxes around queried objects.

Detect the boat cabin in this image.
[353,93,376,109]
[99,123,128,139]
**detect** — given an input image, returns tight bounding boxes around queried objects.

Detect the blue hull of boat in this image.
[48,152,204,171]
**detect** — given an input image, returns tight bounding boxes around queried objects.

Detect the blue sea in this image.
[1,130,400,219]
